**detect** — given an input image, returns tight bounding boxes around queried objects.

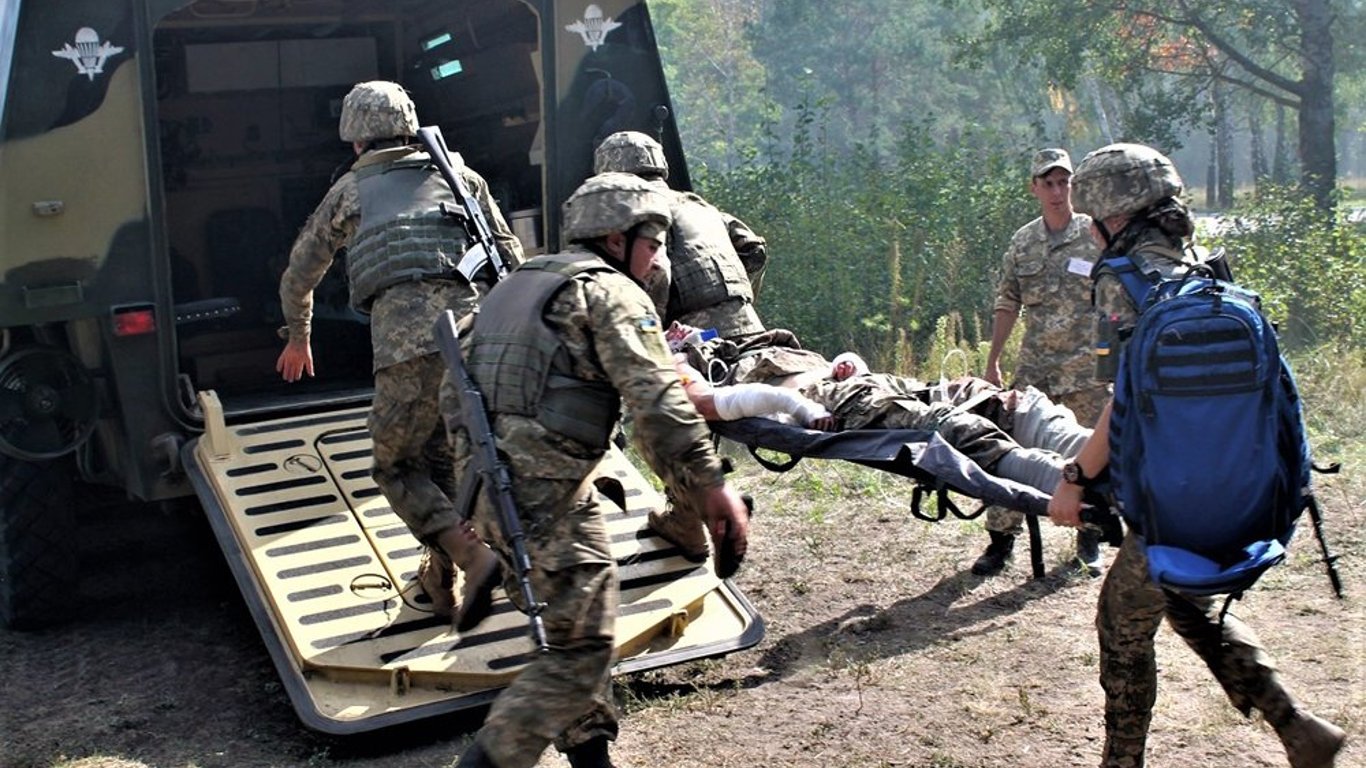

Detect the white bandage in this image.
[712,383,831,427]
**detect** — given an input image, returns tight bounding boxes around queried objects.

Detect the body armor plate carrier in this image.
[667,192,762,337]
[467,252,622,449]
[348,154,470,312]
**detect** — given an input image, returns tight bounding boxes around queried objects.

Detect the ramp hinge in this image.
[666,609,690,639]
[197,389,233,460]
[391,665,411,696]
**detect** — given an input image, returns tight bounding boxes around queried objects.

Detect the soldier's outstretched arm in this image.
[277,175,358,379]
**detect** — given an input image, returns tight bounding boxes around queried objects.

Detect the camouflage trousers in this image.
[836,396,1018,470]
[369,354,461,541]
[985,387,1092,535]
[1095,534,1300,767]
[1055,384,1110,429]
[468,473,620,768]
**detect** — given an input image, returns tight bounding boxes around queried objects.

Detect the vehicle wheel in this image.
[0,456,77,630]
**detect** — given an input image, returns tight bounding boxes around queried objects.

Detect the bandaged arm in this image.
[712,383,831,427]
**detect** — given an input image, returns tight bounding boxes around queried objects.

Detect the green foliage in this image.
[1205,187,1366,348]
[698,107,1034,371]
[1292,343,1366,468]
[649,0,774,170]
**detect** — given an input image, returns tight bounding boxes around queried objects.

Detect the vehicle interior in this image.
[153,0,543,415]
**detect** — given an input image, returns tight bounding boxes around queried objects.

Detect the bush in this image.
[697,109,1034,376]
[1205,186,1366,349]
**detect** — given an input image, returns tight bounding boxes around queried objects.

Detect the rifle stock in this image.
[416,125,507,281]
[435,310,548,652]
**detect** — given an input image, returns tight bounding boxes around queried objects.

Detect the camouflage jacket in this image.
[1092,227,1190,382]
[992,212,1099,395]
[456,248,725,495]
[278,145,524,370]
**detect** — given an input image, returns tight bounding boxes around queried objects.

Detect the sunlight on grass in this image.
[1294,344,1366,465]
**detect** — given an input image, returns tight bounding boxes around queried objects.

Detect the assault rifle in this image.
[416,125,508,283]
[435,309,548,653]
[1307,462,1346,599]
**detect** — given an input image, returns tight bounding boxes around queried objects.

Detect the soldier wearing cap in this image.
[973,147,1107,577]
[592,130,769,341]
[447,173,751,768]
[1047,142,1345,768]
[276,80,524,629]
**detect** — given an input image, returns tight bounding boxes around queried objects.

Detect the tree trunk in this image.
[1206,137,1218,210]
[1249,100,1269,193]
[1215,82,1235,208]
[1295,0,1337,210]
[1274,103,1293,184]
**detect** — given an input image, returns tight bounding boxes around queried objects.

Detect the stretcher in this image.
[709,417,1121,576]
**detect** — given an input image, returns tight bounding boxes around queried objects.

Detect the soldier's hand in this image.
[276,337,315,382]
[984,361,1003,387]
[1047,480,1084,528]
[701,484,750,579]
[808,414,839,432]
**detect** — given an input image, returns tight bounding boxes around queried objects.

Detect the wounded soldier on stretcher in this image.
[672,320,1092,484]
[650,343,1093,561]
[646,324,1094,562]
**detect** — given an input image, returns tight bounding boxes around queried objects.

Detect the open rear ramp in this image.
[182,393,763,734]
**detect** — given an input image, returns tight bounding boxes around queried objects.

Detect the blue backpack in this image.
[1102,251,1312,597]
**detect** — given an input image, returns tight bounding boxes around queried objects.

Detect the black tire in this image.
[0,457,77,630]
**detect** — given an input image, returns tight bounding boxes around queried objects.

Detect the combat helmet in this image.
[562,172,673,242]
[1071,143,1183,221]
[339,81,419,143]
[593,131,669,180]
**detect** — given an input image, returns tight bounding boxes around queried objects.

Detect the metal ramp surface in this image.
[183,393,763,734]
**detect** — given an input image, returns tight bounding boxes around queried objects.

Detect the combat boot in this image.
[1075,528,1105,577]
[454,740,498,768]
[565,735,616,768]
[1278,710,1346,768]
[971,531,1015,576]
[436,522,503,632]
[647,504,708,563]
[416,547,455,619]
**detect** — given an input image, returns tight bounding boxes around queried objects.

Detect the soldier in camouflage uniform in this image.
[593,131,769,340]
[1048,143,1345,768]
[976,148,1107,577]
[447,173,751,768]
[277,81,524,629]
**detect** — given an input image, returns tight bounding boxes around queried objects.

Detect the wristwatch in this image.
[1061,460,1094,488]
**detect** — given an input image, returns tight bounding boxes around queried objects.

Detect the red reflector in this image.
[112,308,156,336]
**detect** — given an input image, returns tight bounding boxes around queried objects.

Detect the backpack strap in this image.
[1093,254,1157,312]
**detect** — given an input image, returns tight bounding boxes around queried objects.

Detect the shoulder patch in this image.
[639,315,671,364]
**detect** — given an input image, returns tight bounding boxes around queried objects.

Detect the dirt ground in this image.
[1,455,1362,768]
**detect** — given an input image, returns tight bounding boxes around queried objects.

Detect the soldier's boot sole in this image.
[647,508,709,563]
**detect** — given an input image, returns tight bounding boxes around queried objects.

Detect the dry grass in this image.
[2,354,1361,768]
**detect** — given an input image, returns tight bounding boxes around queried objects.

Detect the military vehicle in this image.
[0,0,761,733]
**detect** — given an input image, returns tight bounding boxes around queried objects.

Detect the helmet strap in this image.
[1093,218,1114,248]
[588,227,649,288]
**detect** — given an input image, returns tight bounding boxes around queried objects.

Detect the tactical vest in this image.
[667,192,762,337]
[467,252,622,448]
[347,153,469,312]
